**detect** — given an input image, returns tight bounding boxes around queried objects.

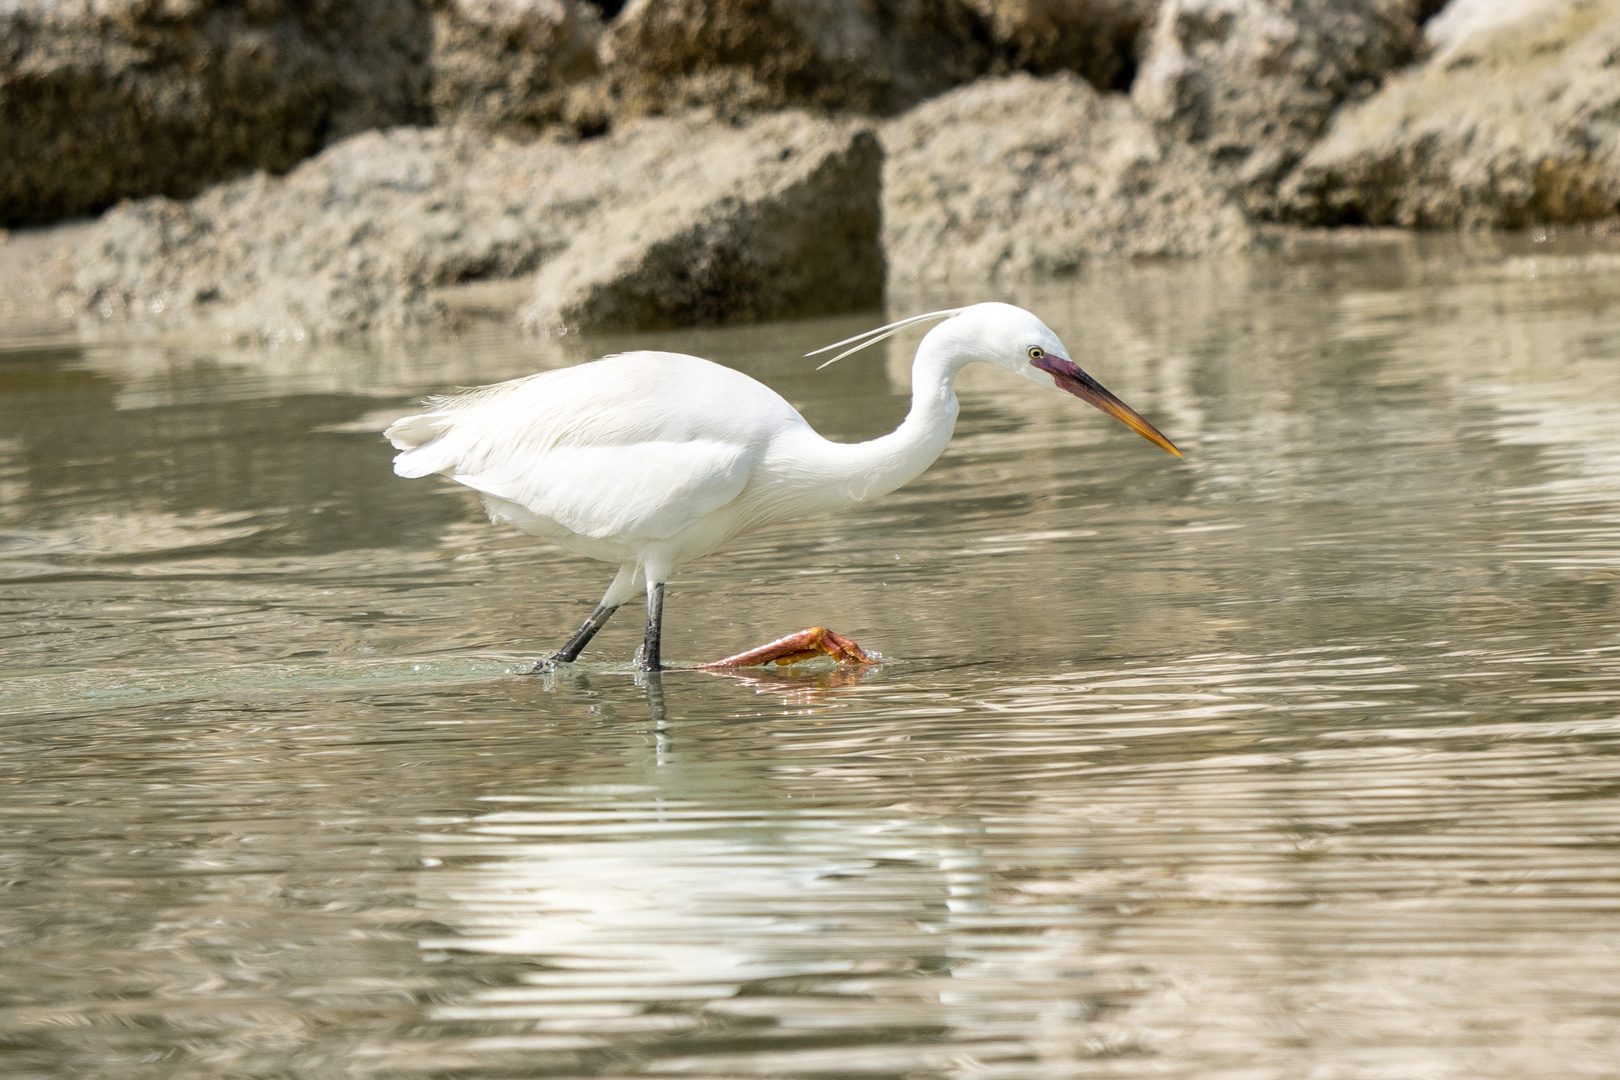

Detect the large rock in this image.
[1280,0,1620,228]
[594,0,994,116]
[0,0,432,226]
[59,110,882,339]
[1131,0,1420,215]
[429,0,605,134]
[882,72,1251,283]
[523,118,882,331]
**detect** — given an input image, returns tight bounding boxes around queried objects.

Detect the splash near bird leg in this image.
[700,627,873,668]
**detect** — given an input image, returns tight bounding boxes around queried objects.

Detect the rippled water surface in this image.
[5,237,1620,1079]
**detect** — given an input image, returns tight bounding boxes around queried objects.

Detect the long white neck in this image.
[782,333,971,509]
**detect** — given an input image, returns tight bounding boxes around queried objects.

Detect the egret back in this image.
[386,352,809,548]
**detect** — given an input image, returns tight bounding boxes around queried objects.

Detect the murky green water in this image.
[5,236,1620,1079]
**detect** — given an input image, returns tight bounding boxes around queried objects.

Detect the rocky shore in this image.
[4,0,1618,340]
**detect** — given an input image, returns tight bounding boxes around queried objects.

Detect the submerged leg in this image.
[700,626,873,669]
[544,602,619,667]
[639,582,665,671]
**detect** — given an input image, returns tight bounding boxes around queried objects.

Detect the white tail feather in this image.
[385,412,459,477]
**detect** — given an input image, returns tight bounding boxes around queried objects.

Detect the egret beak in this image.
[1032,355,1183,458]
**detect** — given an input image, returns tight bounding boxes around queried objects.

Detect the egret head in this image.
[947,302,1183,458]
[807,302,1182,459]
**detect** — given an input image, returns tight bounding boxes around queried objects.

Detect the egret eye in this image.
[1027,346,1044,361]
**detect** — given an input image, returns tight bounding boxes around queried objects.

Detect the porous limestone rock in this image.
[0,0,432,225]
[594,0,993,116]
[523,117,882,331]
[1281,0,1620,228]
[61,110,882,339]
[429,0,605,134]
[586,0,1166,122]
[968,0,1158,89]
[882,72,1251,283]
[1131,0,1420,214]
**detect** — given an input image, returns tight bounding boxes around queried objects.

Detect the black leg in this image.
[541,602,619,670]
[639,583,664,671]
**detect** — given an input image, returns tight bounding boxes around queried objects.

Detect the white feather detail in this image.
[806,308,963,369]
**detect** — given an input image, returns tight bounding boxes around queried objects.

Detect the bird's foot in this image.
[531,650,579,674]
[699,627,874,669]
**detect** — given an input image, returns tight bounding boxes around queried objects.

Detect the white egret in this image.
[386,302,1181,670]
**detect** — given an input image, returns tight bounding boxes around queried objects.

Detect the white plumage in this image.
[387,303,1180,669]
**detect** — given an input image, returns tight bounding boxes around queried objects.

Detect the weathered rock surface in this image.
[587,0,1167,124]
[523,119,882,331]
[882,72,1252,283]
[0,0,432,226]
[595,0,994,116]
[968,0,1158,88]
[1,0,1172,228]
[429,0,605,134]
[60,110,882,339]
[1281,0,1620,228]
[1131,0,1420,215]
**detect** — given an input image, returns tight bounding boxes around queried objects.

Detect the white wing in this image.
[386,352,803,543]
[460,439,752,542]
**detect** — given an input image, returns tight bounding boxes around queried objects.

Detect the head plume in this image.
[806,309,964,369]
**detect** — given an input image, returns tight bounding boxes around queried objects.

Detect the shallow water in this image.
[5,236,1620,1079]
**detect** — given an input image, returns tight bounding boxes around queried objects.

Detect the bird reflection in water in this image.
[533,660,882,764]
